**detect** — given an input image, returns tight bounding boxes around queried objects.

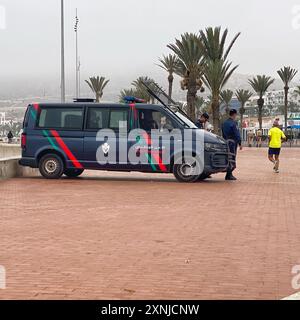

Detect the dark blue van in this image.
[20,102,230,182]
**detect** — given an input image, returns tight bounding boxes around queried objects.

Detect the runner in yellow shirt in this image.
[268,119,286,173]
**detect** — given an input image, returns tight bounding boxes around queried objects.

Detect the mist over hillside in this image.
[0,72,297,107]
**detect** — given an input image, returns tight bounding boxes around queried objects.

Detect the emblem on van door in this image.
[101,142,110,155]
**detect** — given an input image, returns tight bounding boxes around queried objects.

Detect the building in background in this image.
[0,112,5,125]
[265,87,300,106]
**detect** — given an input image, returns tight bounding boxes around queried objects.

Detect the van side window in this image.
[138,109,174,132]
[109,109,128,131]
[86,108,128,131]
[86,108,109,130]
[38,108,84,129]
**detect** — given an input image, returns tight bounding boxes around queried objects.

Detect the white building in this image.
[264,87,300,106]
[0,112,5,125]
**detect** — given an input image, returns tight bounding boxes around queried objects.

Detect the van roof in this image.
[29,102,158,108]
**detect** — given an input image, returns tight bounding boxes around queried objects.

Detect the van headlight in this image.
[204,143,224,152]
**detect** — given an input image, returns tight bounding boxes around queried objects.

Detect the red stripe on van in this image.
[33,103,40,111]
[129,103,138,120]
[142,132,167,172]
[50,130,83,169]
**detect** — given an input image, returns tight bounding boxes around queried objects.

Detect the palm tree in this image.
[195,96,205,117]
[248,75,275,130]
[157,54,180,104]
[235,89,253,130]
[85,76,109,102]
[200,27,240,133]
[167,33,204,121]
[277,66,298,131]
[119,88,137,103]
[220,89,233,114]
[131,76,159,103]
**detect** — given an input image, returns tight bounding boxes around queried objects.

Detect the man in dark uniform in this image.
[222,109,242,181]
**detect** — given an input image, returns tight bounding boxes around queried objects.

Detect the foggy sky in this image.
[0,0,299,96]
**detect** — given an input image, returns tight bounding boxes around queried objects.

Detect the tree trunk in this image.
[258,106,262,130]
[284,86,288,132]
[257,97,264,130]
[240,109,244,131]
[168,74,173,105]
[96,92,100,102]
[211,96,220,135]
[225,105,230,116]
[186,84,197,121]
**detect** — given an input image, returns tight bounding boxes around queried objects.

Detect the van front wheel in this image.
[64,168,84,178]
[173,156,201,183]
[39,154,64,179]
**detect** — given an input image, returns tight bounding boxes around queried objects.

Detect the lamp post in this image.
[74,9,80,99]
[61,0,66,102]
[78,57,81,97]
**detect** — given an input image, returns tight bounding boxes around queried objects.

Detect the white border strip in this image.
[282,292,300,300]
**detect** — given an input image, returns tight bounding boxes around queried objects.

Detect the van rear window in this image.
[38,108,84,130]
[23,106,30,128]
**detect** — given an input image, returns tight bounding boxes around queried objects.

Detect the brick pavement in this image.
[0,147,300,299]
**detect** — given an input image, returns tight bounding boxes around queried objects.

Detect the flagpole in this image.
[61,0,66,102]
[75,8,79,99]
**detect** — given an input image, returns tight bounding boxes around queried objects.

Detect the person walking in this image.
[247,129,254,147]
[268,119,286,173]
[256,129,263,147]
[222,109,242,181]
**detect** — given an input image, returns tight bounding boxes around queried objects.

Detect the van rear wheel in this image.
[64,168,84,178]
[39,154,64,179]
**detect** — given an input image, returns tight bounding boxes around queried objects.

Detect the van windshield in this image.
[174,111,197,129]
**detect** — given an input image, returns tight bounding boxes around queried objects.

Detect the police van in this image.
[20,98,230,183]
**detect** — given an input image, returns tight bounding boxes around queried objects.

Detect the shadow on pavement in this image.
[16,174,225,184]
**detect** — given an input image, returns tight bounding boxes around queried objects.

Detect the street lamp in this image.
[61,0,66,102]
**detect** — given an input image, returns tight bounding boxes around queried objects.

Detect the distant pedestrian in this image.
[247,130,254,147]
[7,131,13,144]
[222,109,242,181]
[195,112,213,131]
[256,129,262,147]
[268,119,286,173]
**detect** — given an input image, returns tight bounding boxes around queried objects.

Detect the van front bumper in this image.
[204,151,230,174]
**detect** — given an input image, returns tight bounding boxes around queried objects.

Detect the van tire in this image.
[64,168,84,178]
[173,156,201,183]
[197,173,210,181]
[39,154,64,179]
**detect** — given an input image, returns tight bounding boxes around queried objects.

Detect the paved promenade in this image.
[0,148,300,299]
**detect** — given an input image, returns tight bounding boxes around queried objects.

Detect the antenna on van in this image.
[140,80,193,122]
[140,81,169,108]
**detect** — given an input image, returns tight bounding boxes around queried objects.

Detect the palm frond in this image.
[277,66,298,87]
[248,75,275,97]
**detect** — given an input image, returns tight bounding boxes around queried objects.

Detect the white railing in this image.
[0,144,37,179]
